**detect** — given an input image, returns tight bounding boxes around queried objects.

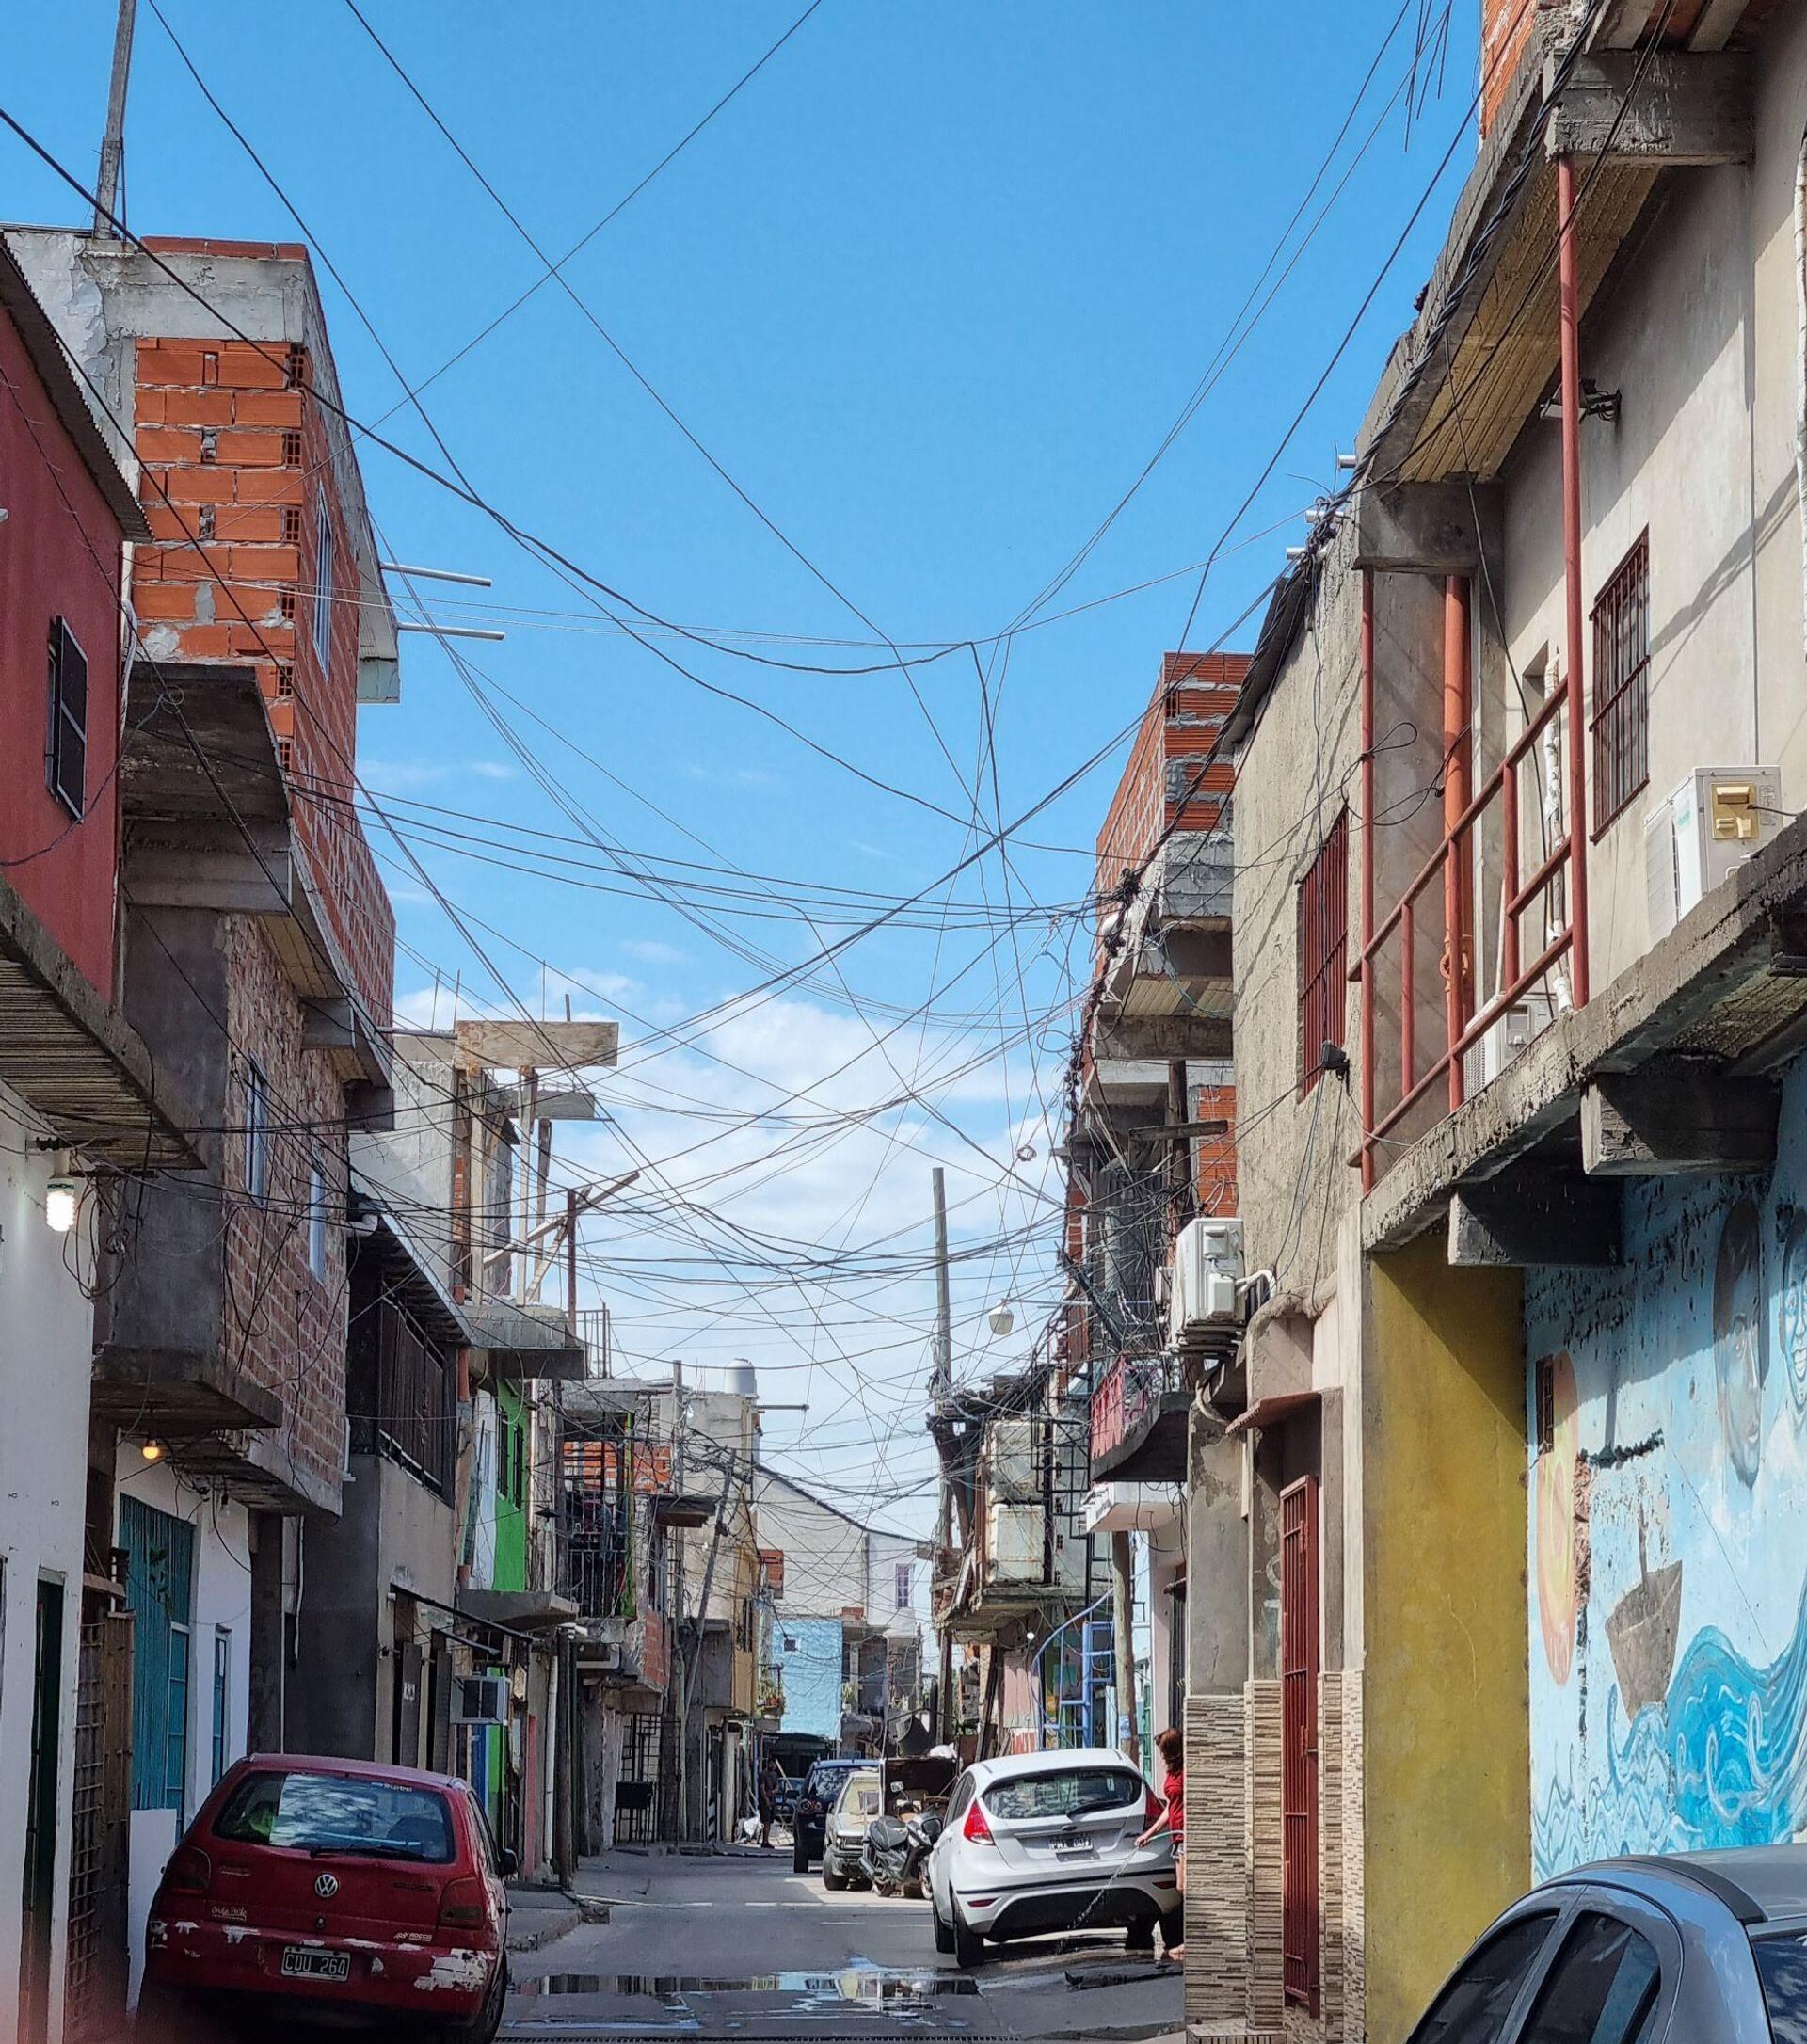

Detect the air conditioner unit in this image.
[1646,766,1784,939]
[451,1674,507,1725]
[1462,987,1559,1096]
[1167,1217,1243,1348]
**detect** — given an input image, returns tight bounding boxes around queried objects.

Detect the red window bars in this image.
[1280,1476,1320,2014]
[1297,811,1349,1098]
[1591,532,1650,838]
[1352,157,1593,1190]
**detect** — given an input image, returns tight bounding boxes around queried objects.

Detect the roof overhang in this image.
[0,868,199,1169]
[456,1588,579,1633]
[464,1298,586,1381]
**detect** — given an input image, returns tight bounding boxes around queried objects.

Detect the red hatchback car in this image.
[138,1754,511,2041]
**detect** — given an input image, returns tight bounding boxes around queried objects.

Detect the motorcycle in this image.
[860,1810,943,1898]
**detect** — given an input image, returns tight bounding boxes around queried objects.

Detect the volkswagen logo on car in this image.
[314,1872,339,1900]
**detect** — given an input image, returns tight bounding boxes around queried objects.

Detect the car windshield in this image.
[983,1767,1143,1821]
[213,1769,456,1863]
[1753,1930,1807,2044]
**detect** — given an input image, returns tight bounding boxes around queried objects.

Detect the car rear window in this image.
[983,1767,1143,1820]
[1754,1930,1807,2043]
[213,1769,456,1863]
[838,1778,881,1815]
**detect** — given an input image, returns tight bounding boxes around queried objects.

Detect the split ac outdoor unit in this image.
[1167,1217,1243,1348]
[1645,766,1784,940]
[1462,988,1559,1097]
[451,1673,507,1725]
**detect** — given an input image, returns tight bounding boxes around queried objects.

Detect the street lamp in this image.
[988,1299,1015,1338]
[44,1173,78,1234]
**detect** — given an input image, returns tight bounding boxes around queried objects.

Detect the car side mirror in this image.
[498,1847,520,1879]
[919,1816,943,1843]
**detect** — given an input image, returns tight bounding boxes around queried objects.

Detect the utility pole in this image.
[95,0,137,235]
[930,1168,956,1744]
[1111,1530,1139,1764]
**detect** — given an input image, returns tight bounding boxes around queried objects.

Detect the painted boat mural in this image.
[1526,1065,1807,1880]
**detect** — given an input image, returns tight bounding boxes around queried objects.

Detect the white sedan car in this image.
[925,1747,1176,1969]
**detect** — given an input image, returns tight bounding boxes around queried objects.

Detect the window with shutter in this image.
[46,618,88,819]
[1296,812,1349,1098]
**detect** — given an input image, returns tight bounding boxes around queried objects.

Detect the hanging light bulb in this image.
[44,1173,79,1234]
[988,1299,1015,1338]
[140,1440,164,1463]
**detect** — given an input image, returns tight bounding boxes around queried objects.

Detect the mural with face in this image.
[1779,1208,1807,1419]
[1714,1198,1767,1486]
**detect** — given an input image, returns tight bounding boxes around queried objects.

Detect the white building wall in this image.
[0,1088,97,2044]
[112,1460,251,2007]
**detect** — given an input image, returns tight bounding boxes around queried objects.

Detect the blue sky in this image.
[7,2,1479,1525]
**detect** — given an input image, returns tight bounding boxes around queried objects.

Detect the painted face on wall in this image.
[1779,1211,1807,1418]
[1535,1349,1580,1685]
[1713,1198,1767,1487]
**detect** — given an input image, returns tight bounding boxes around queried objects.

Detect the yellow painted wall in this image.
[1362,1233,1529,2044]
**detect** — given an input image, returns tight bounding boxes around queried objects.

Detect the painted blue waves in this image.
[1533,1572,1807,1879]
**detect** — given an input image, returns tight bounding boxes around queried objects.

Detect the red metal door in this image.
[1281,1476,1320,2012]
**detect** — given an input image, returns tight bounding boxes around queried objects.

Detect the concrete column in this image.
[248,1510,287,1752]
[1182,1412,1254,2036]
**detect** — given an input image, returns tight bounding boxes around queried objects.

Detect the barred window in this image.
[1591,533,1650,837]
[46,617,88,819]
[1296,811,1349,1098]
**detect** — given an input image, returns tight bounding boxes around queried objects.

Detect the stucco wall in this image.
[0,1087,100,2039]
[1490,7,1807,999]
[1527,1053,1807,1877]
[773,1615,843,1745]
[1233,522,1447,1306]
[1364,1236,1528,2044]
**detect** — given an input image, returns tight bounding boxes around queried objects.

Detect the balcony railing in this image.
[1090,1351,1182,1469]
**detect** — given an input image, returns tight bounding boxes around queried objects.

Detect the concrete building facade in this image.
[1203,4,1807,2039]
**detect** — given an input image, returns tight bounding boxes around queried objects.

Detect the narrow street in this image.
[504,1846,1182,2042]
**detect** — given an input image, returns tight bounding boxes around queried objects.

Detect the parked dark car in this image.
[792,1758,865,1872]
[136,1753,512,2041]
[1403,1845,1807,2044]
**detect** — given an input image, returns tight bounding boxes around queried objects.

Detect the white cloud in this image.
[621,938,687,965]
[361,757,520,792]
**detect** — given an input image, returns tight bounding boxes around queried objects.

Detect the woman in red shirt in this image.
[1137,1725,1185,1962]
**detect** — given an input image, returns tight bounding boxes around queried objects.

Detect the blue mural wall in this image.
[773,1616,843,1746]
[1527,1058,1807,1877]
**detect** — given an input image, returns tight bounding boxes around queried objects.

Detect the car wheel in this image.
[823,1854,848,1892]
[458,1956,508,2043]
[931,1893,955,1955]
[951,1902,987,1971]
[792,1835,809,1873]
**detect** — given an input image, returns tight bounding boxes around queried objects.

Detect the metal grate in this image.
[1591,532,1650,838]
[616,1711,667,1845]
[65,1606,132,2040]
[1281,1476,1320,2013]
[1297,810,1349,1097]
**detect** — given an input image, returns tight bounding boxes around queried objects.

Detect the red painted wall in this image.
[0,303,125,997]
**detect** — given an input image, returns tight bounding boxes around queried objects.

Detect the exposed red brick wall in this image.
[0,300,126,996]
[1194,1080,1238,1218]
[1095,652,1245,900]
[223,914,348,1505]
[131,334,393,1029]
[1481,0,1545,136]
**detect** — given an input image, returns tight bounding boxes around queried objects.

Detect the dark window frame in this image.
[46,617,88,820]
[1296,811,1350,1098]
[243,1058,270,1203]
[1591,531,1651,838]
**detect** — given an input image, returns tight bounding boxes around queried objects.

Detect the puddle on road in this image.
[517,1972,980,2003]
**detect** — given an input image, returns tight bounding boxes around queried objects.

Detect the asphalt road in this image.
[503,1844,1182,2042]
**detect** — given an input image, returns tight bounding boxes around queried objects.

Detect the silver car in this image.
[925,1748,1175,1969]
[1408,1847,1807,2043]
